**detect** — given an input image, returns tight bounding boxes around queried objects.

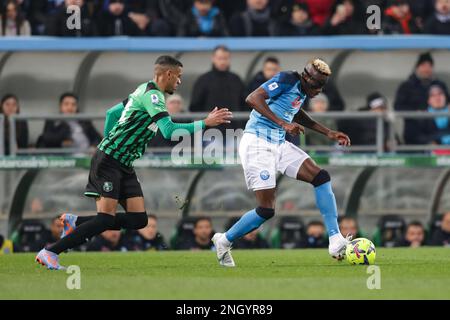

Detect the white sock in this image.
[329,233,345,246]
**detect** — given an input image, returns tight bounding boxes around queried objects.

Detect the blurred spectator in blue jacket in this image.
[177,0,229,37]
[394,52,449,145]
[417,84,450,146]
[301,221,327,248]
[87,230,126,251]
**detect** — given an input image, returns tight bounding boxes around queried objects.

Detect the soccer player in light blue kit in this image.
[212,59,352,267]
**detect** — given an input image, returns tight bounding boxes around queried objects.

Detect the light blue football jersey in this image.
[244,71,307,144]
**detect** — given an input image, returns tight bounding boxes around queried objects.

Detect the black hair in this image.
[59,92,78,105]
[194,216,212,227]
[213,45,230,54]
[407,221,424,230]
[307,220,325,227]
[155,55,183,68]
[264,56,280,65]
[1,0,25,36]
[0,93,19,114]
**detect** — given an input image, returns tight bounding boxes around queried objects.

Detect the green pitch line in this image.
[1,248,449,300]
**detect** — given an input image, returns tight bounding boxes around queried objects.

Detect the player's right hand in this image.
[282,122,305,136]
[204,107,233,127]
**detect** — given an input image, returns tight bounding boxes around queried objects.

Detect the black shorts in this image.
[84,149,143,200]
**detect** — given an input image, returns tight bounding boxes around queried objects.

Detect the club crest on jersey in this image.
[151,94,159,104]
[148,122,158,132]
[260,170,270,181]
[103,181,113,193]
[268,82,279,91]
[291,97,303,109]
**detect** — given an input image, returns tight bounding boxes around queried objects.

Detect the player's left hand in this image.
[327,130,351,146]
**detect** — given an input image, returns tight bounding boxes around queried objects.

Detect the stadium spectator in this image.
[1,94,28,155]
[45,0,95,37]
[429,211,450,246]
[229,0,276,37]
[36,93,102,151]
[148,94,186,150]
[305,93,336,147]
[176,217,214,250]
[233,229,269,249]
[215,0,247,21]
[339,92,391,150]
[177,0,229,37]
[323,0,366,35]
[424,0,450,35]
[0,0,31,36]
[0,234,14,254]
[87,230,126,252]
[97,0,144,36]
[302,220,327,248]
[26,0,62,35]
[339,216,363,239]
[294,0,335,27]
[189,46,246,114]
[396,221,426,247]
[416,84,450,146]
[275,2,319,36]
[247,56,281,95]
[382,0,421,35]
[394,52,449,144]
[123,215,168,251]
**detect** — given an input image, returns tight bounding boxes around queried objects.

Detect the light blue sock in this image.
[314,182,340,237]
[225,209,266,242]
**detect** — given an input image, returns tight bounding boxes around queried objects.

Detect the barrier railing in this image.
[6,111,450,156]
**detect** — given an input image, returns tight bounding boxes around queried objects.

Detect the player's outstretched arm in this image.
[246,87,304,136]
[294,109,351,146]
[156,108,232,140]
[204,107,233,127]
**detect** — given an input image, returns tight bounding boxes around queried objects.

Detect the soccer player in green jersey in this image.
[36,56,232,270]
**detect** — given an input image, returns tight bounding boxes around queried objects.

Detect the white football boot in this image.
[212,233,235,267]
[329,233,352,260]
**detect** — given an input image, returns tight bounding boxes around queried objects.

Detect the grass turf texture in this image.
[1,248,449,299]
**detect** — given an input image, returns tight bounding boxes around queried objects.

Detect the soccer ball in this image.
[345,238,376,265]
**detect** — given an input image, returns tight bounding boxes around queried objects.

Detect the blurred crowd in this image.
[1,0,450,37]
[1,211,449,254]
[2,48,450,155]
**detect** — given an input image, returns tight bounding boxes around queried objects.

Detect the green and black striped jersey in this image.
[98,81,169,167]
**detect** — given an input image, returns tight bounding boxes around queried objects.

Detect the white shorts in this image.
[239,133,310,191]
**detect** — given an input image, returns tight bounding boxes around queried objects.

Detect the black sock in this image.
[114,212,148,230]
[74,213,147,230]
[75,216,96,227]
[48,213,115,254]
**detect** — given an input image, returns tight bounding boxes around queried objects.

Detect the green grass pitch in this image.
[1,248,450,299]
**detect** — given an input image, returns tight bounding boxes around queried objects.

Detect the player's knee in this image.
[126,212,148,230]
[256,207,275,220]
[97,213,116,229]
[311,169,331,187]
